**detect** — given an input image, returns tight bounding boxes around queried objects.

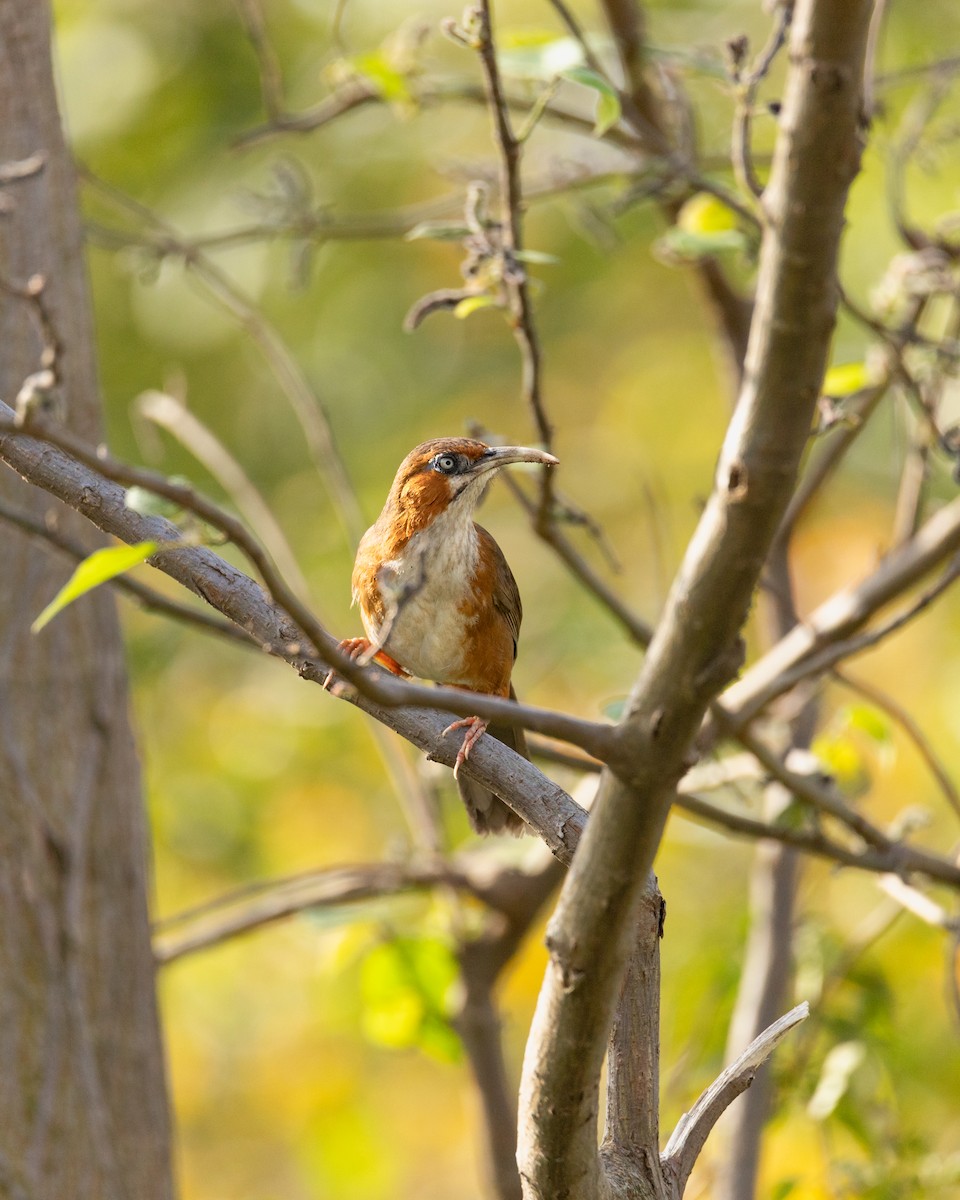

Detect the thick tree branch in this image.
[600,876,666,1188]
[518,4,874,1196]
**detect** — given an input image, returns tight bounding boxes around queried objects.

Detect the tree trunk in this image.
[0,4,175,1198]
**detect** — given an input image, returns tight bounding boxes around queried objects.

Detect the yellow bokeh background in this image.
[49,0,960,1195]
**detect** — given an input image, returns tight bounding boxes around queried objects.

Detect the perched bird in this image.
[340,437,558,834]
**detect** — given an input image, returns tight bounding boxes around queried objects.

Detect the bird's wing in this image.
[351,524,386,633]
[476,524,522,656]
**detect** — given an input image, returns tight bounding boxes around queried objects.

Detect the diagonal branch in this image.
[154,861,477,964]
[719,501,960,730]
[661,1003,810,1195]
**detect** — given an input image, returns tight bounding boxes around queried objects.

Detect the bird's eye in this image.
[434,454,459,475]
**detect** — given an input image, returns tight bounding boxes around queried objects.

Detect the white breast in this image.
[362,506,479,685]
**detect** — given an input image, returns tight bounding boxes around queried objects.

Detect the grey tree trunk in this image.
[0,4,175,1198]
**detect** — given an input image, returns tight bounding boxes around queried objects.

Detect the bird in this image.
[337,436,558,835]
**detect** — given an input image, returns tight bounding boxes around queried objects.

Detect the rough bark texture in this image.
[0,4,174,1198]
[600,875,667,1200]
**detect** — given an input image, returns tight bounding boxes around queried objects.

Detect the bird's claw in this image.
[442,715,489,778]
[323,637,372,691]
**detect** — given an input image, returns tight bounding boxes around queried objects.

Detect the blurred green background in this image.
[50,0,960,1196]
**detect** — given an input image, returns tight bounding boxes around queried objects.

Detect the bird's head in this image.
[385,437,558,531]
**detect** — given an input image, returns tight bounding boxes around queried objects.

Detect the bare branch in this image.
[0,405,339,663]
[730,3,793,201]
[877,874,958,931]
[154,861,473,963]
[598,0,672,154]
[453,847,564,1200]
[719,501,960,730]
[233,0,285,120]
[661,1003,810,1194]
[473,1,554,488]
[674,789,960,889]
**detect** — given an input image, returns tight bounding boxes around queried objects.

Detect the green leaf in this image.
[32,540,159,633]
[562,66,622,136]
[125,483,186,518]
[845,703,893,745]
[655,227,748,263]
[339,50,412,106]
[454,294,499,319]
[807,1041,866,1120]
[811,732,867,792]
[513,248,560,265]
[771,1180,800,1200]
[772,799,807,831]
[359,936,461,1062]
[822,361,873,397]
[499,32,584,79]
[404,220,471,243]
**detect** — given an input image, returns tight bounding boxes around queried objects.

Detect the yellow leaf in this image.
[822,362,872,397]
[454,294,499,319]
[676,192,740,235]
[32,540,159,633]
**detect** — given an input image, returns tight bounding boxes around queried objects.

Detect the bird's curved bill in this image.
[471,445,559,474]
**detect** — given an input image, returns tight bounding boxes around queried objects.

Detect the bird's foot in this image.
[442,715,489,778]
[324,639,408,690]
[323,637,369,690]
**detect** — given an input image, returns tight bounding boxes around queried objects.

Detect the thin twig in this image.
[730,2,793,202]
[81,168,366,546]
[877,874,958,930]
[0,406,338,660]
[861,0,890,122]
[478,435,654,647]
[720,500,960,732]
[234,0,286,119]
[730,721,894,852]
[154,861,479,963]
[0,497,253,646]
[833,667,960,821]
[675,789,960,884]
[473,0,556,529]
[547,0,608,82]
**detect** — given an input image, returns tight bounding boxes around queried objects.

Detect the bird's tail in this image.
[456,686,527,836]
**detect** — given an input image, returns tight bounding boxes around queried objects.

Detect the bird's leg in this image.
[323,638,408,690]
[441,714,489,778]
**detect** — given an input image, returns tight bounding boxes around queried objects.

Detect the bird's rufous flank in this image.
[338,436,558,834]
